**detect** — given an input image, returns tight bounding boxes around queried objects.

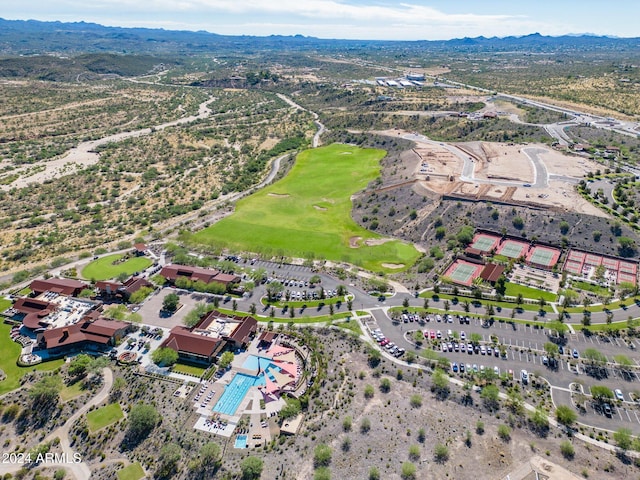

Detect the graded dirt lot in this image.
[404,133,604,216]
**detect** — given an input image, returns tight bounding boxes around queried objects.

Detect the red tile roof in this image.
[41,318,127,348]
[480,263,505,283]
[123,276,153,294]
[13,297,55,315]
[160,264,221,284]
[134,243,147,252]
[30,278,89,296]
[161,326,223,358]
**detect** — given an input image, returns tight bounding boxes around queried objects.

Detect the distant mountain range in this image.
[1,18,639,56]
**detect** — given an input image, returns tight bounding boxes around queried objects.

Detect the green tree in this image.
[529,407,549,435]
[314,467,331,480]
[151,347,179,367]
[360,417,371,433]
[560,440,575,459]
[408,444,421,461]
[240,456,263,480]
[162,292,180,312]
[314,444,332,468]
[194,442,221,473]
[555,405,578,428]
[129,286,154,304]
[590,385,614,402]
[126,403,160,444]
[544,342,559,357]
[218,351,234,369]
[183,303,209,328]
[431,368,449,399]
[401,462,417,479]
[380,377,391,393]
[369,466,380,480]
[614,427,633,451]
[364,384,375,399]
[156,443,182,479]
[29,375,63,407]
[512,216,524,229]
[433,443,449,463]
[68,354,92,377]
[342,416,352,432]
[497,424,511,441]
[481,384,500,411]
[266,281,284,302]
[280,399,301,420]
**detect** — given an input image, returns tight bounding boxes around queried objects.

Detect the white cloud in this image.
[4,0,575,40]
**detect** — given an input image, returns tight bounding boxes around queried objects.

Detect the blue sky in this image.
[4,1,639,40]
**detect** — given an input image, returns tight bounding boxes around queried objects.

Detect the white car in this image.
[615,389,624,401]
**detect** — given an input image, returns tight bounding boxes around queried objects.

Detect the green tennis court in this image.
[498,241,527,259]
[445,261,483,286]
[528,247,559,267]
[471,234,499,252]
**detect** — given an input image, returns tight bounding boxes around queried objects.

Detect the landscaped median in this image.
[184,144,420,272]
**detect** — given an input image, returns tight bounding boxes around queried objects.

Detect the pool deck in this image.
[190,337,296,439]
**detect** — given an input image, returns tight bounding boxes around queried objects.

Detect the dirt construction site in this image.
[408,137,605,216]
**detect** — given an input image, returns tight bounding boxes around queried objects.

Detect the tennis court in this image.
[444,260,484,286]
[526,246,561,269]
[471,233,500,252]
[497,240,528,259]
[563,249,639,285]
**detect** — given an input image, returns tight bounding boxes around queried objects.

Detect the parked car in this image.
[603,403,613,417]
[452,362,458,373]
[521,369,529,385]
[615,389,624,401]
[572,349,579,358]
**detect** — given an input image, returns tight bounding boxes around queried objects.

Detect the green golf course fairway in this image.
[190,144,419,271]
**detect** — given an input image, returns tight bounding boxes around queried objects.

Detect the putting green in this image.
[190,144,419,271]
[81,254,152,281]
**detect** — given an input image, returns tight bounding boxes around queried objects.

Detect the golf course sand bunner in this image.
[189,144,419,271]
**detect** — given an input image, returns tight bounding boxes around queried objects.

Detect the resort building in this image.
[161,310,257,365]
[38,317,129,357]
[29,278,89,297]
[160,264,240,287]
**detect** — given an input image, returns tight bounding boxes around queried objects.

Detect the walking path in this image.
[0,368,113,480]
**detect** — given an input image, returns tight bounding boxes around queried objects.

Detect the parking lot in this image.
[372,308,640,434]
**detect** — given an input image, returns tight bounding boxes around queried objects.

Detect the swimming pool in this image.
[242,354,278,372]
[212,373,264,416]
[234,434,248,449]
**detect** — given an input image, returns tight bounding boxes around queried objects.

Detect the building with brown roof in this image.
[38,318,129,357]
[160,326,225,365]
[133,243,147,256]
[96,276,153,300]
[30,278,89,297]
[13,298,58,330]
[480,263,505,284]
[159,264,240,287]
[160,309,257,365]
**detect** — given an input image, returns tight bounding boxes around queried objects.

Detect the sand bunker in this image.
[268,193,290,198]
[313,205,327,211]
[349,236,362,248]
[382,263,405,269]
[365,238,393,246]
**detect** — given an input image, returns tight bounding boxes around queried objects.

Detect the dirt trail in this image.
[2,97,217,190]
